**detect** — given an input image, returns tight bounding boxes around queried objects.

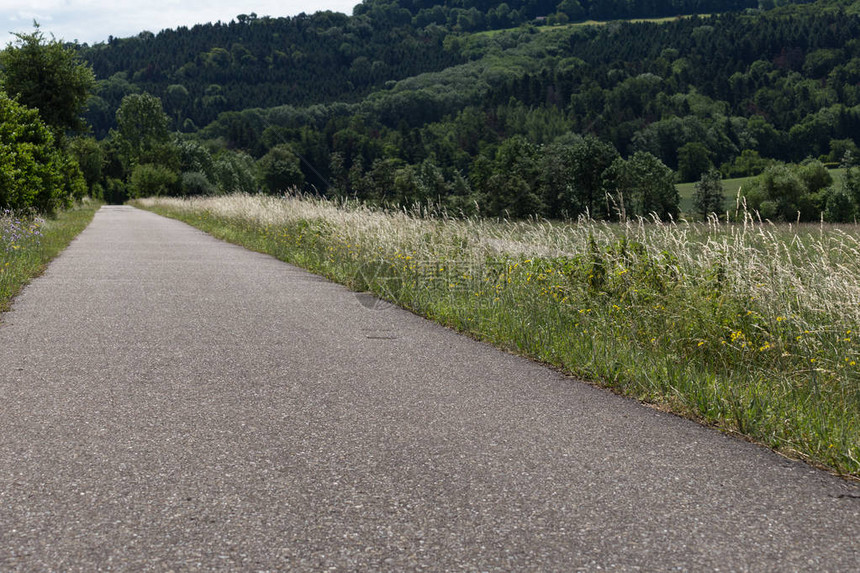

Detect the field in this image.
[475,15,693,37]
[136,194,860,478]
[676,169,847,216]
[676,175,755,215]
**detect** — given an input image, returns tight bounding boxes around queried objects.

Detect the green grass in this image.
[677,169,848,216]
[475,14,696,37]
[0,201,101,314]
[135,194,860,478]
[677,175,756,215]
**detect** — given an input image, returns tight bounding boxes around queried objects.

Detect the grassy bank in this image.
[0,202,101,314]
[135,195,860,478]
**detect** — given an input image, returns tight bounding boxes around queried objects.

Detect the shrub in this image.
[824,186,856,223]
[0,92,67,213]
[181,171,216,196]
[128,163,179,197]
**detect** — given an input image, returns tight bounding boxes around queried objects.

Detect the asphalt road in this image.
[0,205,858,571]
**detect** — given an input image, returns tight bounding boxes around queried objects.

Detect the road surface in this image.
[0,205,857,570]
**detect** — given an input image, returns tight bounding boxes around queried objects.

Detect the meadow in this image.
[675,169,848,215]
[136,194,860,478]
[0,203,100,314]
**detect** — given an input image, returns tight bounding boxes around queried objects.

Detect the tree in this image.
[0,92,71,212]
[67,136,105,192]
[677,142,713,183]
[694,169,725,219]
[486,136,542,218]
[181,171,216,196]
[841,165,860,210]
[259,144,304,193]
[0,25,95,137]
[603,152,679,220]
[823,186,855,223]
[164,84,190,128]
[797,159,832,195]
[567,136,619,219]
[720,150,774,178]
[557,0,585,21]
[177,140,216,183]
[112,93,172,170]
[827,139,859,165]
[215,151,258,194]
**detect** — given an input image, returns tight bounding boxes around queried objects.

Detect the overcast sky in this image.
[1,0,361,47]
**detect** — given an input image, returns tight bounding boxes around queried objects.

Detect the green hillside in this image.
[6,0,860,222]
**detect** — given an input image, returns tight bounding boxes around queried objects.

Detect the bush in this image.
[181,171,216,196]
[128,163,179,197]
[0,92,67,213]
[824,186,856,223]
[744,163,805,221]
[215,151,258,194]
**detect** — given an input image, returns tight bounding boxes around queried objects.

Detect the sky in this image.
[1,0,361,47]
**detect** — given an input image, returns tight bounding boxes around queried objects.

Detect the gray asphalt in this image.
[0,205,857,571]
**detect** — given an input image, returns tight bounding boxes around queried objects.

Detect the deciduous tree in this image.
[0,25,95,138]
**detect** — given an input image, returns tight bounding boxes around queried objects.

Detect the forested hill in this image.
[356,0,759,28]
[80,11,460,136]
[53,0,860,223]
[79,0,761,137]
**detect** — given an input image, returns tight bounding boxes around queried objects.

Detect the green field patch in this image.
[677,168,849,217]
[474,14,700,38]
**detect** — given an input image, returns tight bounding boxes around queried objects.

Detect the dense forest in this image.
[6,0,860,222]
[79,0,759,136]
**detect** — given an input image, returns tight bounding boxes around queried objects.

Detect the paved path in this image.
[0,206,857,571]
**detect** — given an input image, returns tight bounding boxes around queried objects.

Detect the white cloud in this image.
[1,0,359,46]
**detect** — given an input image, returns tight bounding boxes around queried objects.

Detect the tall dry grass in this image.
[137,194,860,476]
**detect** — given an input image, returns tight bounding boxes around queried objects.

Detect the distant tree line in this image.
[172,0,860,221]
[10,0,860,223]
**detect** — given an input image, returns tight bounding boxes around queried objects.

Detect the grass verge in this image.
[0,201,101,314]
[135,195,860,478]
